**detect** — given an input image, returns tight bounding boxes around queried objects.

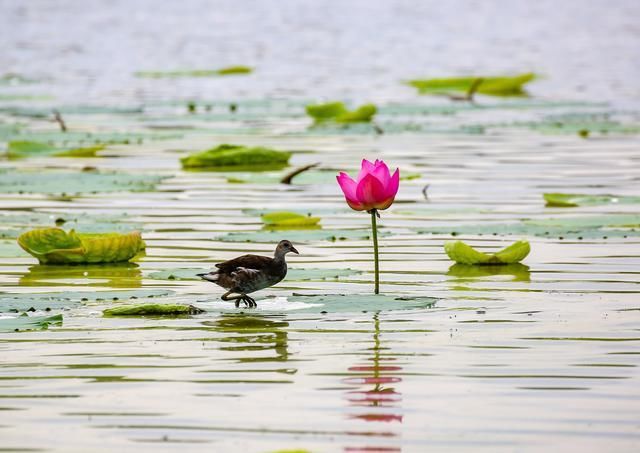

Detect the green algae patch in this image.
[17,228,145,265]
[180,144,291,170]
[261,212,321,228]
[0,314,63,332]
[408,73,536,96]
[103,304,205,317]
[445,240,530,265]
[135,66,252,78]
[543,193,640,207]
[306,102,377,123]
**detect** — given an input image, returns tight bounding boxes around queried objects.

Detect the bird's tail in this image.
[197,271,219,283]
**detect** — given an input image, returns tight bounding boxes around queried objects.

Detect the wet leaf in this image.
[444,240,530,265]
[0,168,167,194]
[0,314,62,332]
[408,73,536,96]
[17,228,145,264]
[543,193,640,207]
[261,212,321,228]
[103,304,204,316]
[181,144,291,170]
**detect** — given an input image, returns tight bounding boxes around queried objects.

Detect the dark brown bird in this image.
[197,240,299,308]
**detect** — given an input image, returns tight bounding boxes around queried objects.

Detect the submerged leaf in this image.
[17,228,145,264]
[0,314,63,332]
[261,212,321,228]
[444,240,530,265]
[543,193,640,207]
[103,304,205,316]
[306,102,377,123]
[181,144,291,170]
[408,73,536,96]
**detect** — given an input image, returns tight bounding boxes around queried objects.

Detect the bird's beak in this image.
[290,246,299,255]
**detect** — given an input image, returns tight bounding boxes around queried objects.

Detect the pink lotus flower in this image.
[336,159,400,212]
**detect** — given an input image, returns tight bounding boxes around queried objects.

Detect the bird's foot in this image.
[241,295,256,308]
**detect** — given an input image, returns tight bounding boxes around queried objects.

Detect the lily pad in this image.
[447,263,531,281]
[148,267,360,282]
[0,289,174,313]
[0,314,63,332]
[17,228,145,264]
[306,102,377,123]
[135,66,252,78]
[6,141,107,158]
[543,193,640,207]
[103,304,205,316]
[261,212,321,228]
[217,229,384,243]
[19,263,142,288]
[444,240,530,265]
[0,168,167,194]
[288,294,437,313]
[408,73,536,96]
[180,144,291,170]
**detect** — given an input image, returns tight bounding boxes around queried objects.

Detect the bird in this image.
[197,240,299,308]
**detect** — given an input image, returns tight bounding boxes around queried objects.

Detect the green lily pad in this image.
[444,240,530,265]
[0,168,167,194]
[543,193,640,207]
[306,102,377,123]
[418,214,640,239]
[217,229,384,243]
[180,144,291,170]
[6,141,107,158]
[103,304,204,316]
[0,314,63,332]
[54,145,106,158]
[0,289,173,313]
[407,73,536,96]
[261,212,321,228]
[17,228,145,264]
[288,294,437,313]
[135,66,252,78]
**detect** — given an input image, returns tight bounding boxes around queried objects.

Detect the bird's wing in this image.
[215,254,271,273]
[230,266,262,286]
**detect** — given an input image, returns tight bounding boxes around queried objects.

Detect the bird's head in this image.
[276,240,299,257]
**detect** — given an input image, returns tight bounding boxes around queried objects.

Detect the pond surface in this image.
[1,1,640,452]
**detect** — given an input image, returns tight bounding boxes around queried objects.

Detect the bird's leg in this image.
[221,291,244,308]
[245,295,256,308]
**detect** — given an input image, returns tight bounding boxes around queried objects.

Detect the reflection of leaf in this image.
[444,240,530,265]
[19,263,142,288]
[306,102,377,123]
[103,304,204,316]
[18,228,145,264]
[261,212,321,228]
[408,73,536,96]
[543,193,640,207]
[181,144,291,170]
[0,314,63,332]
[0,169,167,194]
[447,263,531,282]
[135,66,252,78]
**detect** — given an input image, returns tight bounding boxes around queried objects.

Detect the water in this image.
[1,1,640,452]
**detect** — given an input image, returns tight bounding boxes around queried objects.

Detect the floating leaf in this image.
[103,304,205,316]
[0,168,167,194]
[54,145,106,158]
[543,193,640,207]
[444,240,530,265]
[408,73,536,96]
[135,66,252,78]
[0,289,174,313]
[6,140,54,157]
[17,228,145,265]
[306,102,377,123]
[0,314,62,332]
[180,144,291,170]
[261,212,321,228]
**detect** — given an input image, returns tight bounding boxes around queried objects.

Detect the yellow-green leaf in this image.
[444,240,530,265]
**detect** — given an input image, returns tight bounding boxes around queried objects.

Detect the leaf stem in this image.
[370,209,379,294]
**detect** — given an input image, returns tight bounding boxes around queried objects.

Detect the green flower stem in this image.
[370,209,380,294]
